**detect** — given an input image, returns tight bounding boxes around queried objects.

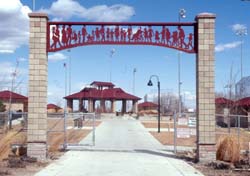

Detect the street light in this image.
[109,48,115,82]
[147,75,160,133]
[67,49,71,95]
[133,68,137,95]
[235,26,247,80]
[178,8,186,118]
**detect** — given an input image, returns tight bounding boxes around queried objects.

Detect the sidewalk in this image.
[35,118,203,176]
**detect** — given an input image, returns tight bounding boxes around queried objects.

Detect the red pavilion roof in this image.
[65,87,140,100]
[235,97,250,106]
[215,97,234,105]
[47,103,61,110]
[0,90,28,101]
[138,102,158,108]
[90,81,115,87]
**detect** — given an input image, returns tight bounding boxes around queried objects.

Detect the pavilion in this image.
[64,81,141,114]
[0,90,28,112]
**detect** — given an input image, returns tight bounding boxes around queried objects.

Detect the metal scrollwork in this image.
[47,22,196,53]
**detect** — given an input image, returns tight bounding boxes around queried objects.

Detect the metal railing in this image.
[0,112,27,133]
[216,113,250,151]
[47,112,96,151]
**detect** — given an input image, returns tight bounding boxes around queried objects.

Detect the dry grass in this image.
[0,119,102,160]
[150,131,196,147]
[0,130,26,160]
[142,122,188,129]
[216,135,241,163]
[48,130,91,152]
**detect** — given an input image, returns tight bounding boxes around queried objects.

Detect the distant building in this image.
[138,101,158,112]
[235,76,250,99]
[64,81,141,114]
[0,90,28,112]
[47,104,63,113]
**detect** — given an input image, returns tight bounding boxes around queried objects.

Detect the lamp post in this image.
[68,49,71,95]
[235,26,247,80]
[109,48,115,82]
[178,8,186,118]
[147,75,160,133]
[63,62,67,149]
[133,68,137,95]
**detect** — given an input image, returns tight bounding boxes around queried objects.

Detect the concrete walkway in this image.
[35,118,203,176]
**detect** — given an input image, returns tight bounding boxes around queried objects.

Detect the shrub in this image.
[216,135,240,163]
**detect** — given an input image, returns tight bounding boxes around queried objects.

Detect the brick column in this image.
[100,100,105,113]
[27,13,48,160]
[132,100,138,113]
[122,100,126,114]
[79,99,83,112]
[111,100,116,113]
[195,13,216,162]
[88,99,93,112]
[67,99,73,112]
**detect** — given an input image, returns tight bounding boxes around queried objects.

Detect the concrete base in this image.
[27,142,47,161]
[198,144,216,162]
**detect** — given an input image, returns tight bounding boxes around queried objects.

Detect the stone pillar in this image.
[122,100,126,114]
[100,100,105,113]
[111,100,116,113]
[88,99,93,112]
[92,100,96,112]
[67,99,73,112]
[79,99,83,112]
[27,13,48,160]
[195,13,216,162]
[132,100,138,113]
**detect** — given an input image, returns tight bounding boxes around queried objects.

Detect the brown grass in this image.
[0,119,102,160]
[0,130,26,160]
[142,122,188,129]
[216,135,241,163]
[150,131,196,147]
[48,130,91,152]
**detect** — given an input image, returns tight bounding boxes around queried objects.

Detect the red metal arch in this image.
[47,22,197,53]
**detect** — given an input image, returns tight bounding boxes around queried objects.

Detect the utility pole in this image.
[133,68,137,95]
[8,59,19,129]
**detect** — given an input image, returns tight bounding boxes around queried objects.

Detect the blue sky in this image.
[0,0,250,108]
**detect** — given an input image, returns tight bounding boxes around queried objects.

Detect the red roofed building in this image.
[0,90,28,112]
[138,102,158,111]
[65,81,141,114]
[47,103,62,113]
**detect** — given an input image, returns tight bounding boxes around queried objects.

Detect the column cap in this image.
[29,13,49,20]
[195,12,216,20]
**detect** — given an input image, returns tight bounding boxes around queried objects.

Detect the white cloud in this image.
[0,0,31,53]
[183,91,196,101]
[18,57,27,62]
[231,24,247,34]
[48,53,68,61]
[39,0,135,22]
[215,41,241,52]
[0,61,28,91]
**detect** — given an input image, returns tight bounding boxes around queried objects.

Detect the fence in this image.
[0,112,27,133]
[47,112,97,151]
[216,113,250,152]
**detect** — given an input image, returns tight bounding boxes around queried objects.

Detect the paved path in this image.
[35,118,203,176]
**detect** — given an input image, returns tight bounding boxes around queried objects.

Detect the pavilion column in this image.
[88,99,93,112]
[67,99,73,112]
[111,100,116,113]
[196,13,216,162]
[27,13,48,160]
[79,99,83,112]
[100,100,105,113]
[132,100,138,113]
[122,100,126,114]
[92,100,96,112]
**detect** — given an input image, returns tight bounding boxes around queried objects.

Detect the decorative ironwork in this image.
[47,22,196,53]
